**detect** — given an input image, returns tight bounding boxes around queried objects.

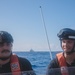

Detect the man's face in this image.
[0,42,12,58]
[61,39,75,53]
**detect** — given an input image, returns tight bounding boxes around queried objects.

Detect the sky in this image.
[0,0,75,52]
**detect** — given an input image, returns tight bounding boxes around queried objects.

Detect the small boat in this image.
[30,49,34,52]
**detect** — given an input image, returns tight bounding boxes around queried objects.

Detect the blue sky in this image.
[0,0,75,51]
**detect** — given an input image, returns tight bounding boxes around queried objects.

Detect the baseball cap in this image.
[0,31,13,43]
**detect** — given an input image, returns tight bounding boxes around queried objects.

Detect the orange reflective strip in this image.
[10,54,21,75]
[56,53,69,75]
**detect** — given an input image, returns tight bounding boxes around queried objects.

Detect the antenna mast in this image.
[40,6,52,60]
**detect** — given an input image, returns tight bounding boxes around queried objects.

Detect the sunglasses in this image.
[0,42,12,47]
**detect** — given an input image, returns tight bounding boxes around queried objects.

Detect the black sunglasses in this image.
[0,42,11,47]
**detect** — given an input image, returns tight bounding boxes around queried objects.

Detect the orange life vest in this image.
[10,54,21,75]
[56,52,69,75]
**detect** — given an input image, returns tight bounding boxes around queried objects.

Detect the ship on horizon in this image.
[30,49,34,52]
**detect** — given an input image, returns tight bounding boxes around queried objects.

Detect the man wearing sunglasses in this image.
[0,31,35,75]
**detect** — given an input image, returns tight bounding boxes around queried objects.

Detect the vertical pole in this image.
[40,6,52,60]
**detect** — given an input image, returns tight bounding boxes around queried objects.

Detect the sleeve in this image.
[19,57,32,71]
[48,57,59,69]
[46,57,60,75]
[18,57,36,75]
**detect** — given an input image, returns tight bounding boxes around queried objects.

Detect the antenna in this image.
[40,6,53,60]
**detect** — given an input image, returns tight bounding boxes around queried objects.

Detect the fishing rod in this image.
[40,6,53,60]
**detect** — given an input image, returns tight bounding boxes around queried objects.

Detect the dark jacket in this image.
[46,56,75,75]
[0,57,36,75]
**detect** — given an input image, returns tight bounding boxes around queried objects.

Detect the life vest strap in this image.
[10,54,21,75]
[56,52,69,75]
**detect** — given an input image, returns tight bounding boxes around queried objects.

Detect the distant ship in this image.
[30,49,34,52]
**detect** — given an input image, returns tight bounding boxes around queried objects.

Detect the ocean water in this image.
[13,51,61,74]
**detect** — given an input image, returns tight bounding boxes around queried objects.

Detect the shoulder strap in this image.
[10,54,21,75]
[56,52,69,75]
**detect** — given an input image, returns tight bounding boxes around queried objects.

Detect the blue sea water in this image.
[13,51,61,74]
